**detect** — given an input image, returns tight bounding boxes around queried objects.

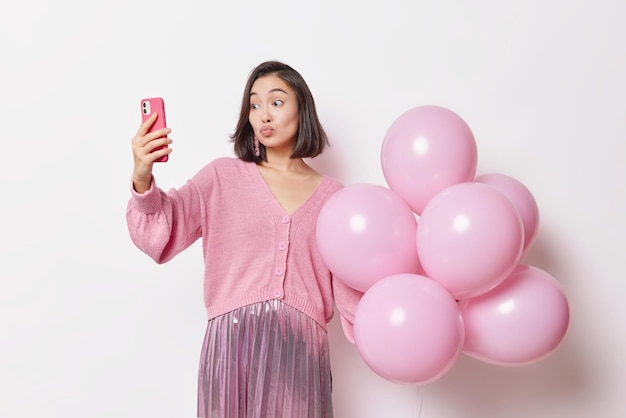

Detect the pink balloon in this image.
[381,105,478,215]
[460,264,570,366]
[354,274,464,384]
[316,184,420,292]
[475,173,540,253]
[416,182,524,300]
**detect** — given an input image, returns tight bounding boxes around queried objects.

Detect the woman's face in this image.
[249,74,299,154]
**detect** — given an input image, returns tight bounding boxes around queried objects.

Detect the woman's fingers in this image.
[135,111,157,137]
[135,113,170,142]
[133,135,172,161]
[146,136,173,157]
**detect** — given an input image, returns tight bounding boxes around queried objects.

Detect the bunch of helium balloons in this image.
[316,105,570,385]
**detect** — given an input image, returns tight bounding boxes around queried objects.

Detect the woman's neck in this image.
[261,151,310,173]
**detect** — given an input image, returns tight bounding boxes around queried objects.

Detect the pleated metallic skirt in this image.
[197,300,333,418]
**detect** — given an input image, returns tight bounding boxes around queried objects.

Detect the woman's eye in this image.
[250,104,259,110]
[272,100,284,107]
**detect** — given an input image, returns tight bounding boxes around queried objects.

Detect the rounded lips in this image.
[259,126,273,137]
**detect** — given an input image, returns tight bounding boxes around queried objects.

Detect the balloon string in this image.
[414,385,423,417]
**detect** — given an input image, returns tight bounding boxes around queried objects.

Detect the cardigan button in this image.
[272,288,283,298]
[275,268,284,276]
[278,242,287,251]
[281,215,290,224]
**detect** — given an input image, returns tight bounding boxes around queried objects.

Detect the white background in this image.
[1,0,625,417]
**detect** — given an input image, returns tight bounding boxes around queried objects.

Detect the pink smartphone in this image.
[140,97,169,162]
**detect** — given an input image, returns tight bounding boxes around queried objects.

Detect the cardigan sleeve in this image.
[126,174,204,264]
[332,276,364,344]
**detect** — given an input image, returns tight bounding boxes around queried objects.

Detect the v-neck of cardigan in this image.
[247,161,327,217]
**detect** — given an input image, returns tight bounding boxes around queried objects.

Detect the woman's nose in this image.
[260,107,272,123]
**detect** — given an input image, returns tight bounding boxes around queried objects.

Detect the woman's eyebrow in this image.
[250,88,289,96]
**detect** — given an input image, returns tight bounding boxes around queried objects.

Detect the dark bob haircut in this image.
[231,61,329,163]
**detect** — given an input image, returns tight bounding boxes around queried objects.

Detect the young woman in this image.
[127,61,362,418]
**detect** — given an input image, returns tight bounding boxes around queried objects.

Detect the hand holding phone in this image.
[140,97,169,162]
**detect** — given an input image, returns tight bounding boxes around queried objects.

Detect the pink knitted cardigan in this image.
[126,157,362,339]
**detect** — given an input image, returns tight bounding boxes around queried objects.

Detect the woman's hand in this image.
[131,112,172,193]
